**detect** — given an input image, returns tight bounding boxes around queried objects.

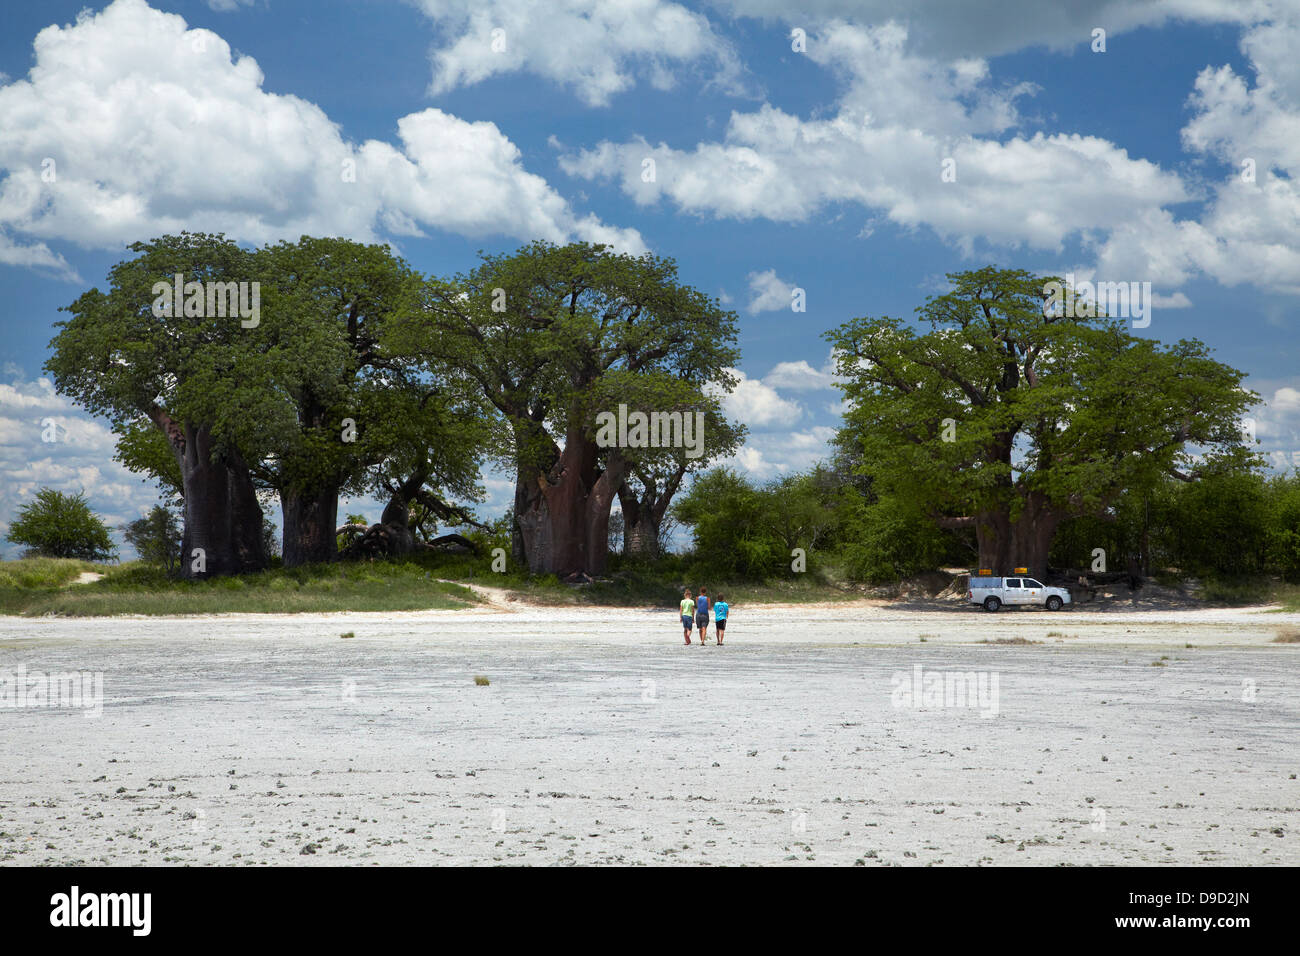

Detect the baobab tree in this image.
[827,267,1258,580]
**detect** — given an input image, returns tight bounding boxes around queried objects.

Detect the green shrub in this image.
[840,495,953,583]
[121,505,182,573]
[6,488,116,561]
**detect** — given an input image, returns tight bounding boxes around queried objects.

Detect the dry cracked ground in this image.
[1,600,1297,866]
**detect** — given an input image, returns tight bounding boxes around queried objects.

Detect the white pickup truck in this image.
[968,575,1071,612]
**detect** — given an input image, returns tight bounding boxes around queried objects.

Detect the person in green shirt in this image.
[679,589,696,645]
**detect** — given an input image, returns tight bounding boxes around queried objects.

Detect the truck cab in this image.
[1004,577,1041,604]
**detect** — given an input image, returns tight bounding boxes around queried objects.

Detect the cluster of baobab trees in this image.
[49,238,1255,584]
[47,234,743,579]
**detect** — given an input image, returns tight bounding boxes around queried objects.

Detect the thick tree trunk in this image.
[618,464,685,560]
[510,418,557,570]
[370,468,429,557]
[618,486,660,559]
[513,466,550,570]
[625,518,657,558]
[1141,495,1151,577]
[281,485,339,568]
[622,506,658,559]
[536,464,587,576]
[372,501,416,555]
[972,493,1061,580]
[515,426,623,576]
[174,423,267,579]
[584,453,625,575]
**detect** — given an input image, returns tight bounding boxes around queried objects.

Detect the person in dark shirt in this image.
[695,588,711,644]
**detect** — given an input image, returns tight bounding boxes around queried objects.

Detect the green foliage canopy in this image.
[7,489,117,562]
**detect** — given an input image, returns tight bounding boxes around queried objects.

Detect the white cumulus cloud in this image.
[764,352,839,390]
[0,373,160,554]
[709,0,1262,60]
[563,6,1300,297]
[709,368,803,429]
[559,21,1187,258]
[413,0,746,107]
[746,269,796,314]
[0,0,643,277]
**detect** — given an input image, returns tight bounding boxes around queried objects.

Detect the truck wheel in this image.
[1046,595,1063,611]
[983,596,1001,612]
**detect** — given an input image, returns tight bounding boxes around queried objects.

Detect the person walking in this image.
[713,593,729,645]
[695,588,711,644]
[679,589,695,645]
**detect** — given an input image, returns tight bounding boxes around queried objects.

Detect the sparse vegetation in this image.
[1270,584,1300,613]
[0,555,478,616]
[0,556,101,589]
[0,546,865,616]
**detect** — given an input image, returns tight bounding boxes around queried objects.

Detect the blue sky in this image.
[2,0,1299,556]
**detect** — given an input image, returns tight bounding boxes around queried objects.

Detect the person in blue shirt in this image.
[695,588,711,644]
[713,594,730,645]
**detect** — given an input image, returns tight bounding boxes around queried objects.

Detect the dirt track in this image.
[1,600,1297,865]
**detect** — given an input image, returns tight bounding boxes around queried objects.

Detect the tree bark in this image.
[281,484,339,567]
[165,419,267,579]
[372,468,427,556]
[618,463,686,560]
[535,444,588,577]
[970,492,1062,580]
[510,418,557,569]
[515,425,624,576]
[619,489,659,559]
[584,452,625,575]
[514,472,552,572]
